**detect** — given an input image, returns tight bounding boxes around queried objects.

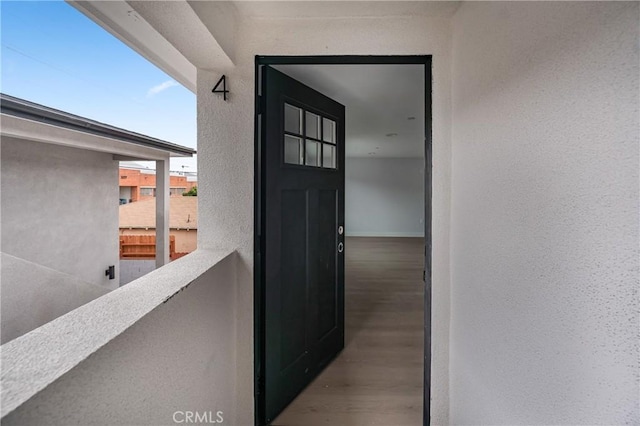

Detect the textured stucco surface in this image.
[197,14,453,425]
[346,157,425,237]
[450,2,639,424]
[1,137,119,287]
[1,253,110,344]
[1,250,235,424]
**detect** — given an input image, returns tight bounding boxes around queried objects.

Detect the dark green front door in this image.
[260,65,346,424]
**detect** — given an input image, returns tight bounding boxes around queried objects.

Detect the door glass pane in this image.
[284,135,303,164]
[322,144,336,169]
[323,118,336,143]
[285,104,302,134]
[305,140,320,167]
[306,111,320,139]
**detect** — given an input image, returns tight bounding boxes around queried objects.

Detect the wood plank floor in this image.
[272,237,425,426]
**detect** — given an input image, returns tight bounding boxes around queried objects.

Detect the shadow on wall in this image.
[0,253,110,344]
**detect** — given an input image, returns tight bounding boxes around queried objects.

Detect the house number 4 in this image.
[211,75,229,101]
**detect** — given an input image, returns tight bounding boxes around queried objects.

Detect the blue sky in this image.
[1,0,197,172]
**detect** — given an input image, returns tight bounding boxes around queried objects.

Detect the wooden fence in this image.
[119,235,177,260]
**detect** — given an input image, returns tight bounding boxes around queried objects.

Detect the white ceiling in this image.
[72,2,429,160]
[274,64,425,158]
[234,1,461,19]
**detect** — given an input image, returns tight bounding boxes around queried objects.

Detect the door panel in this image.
[260,65,345,424]
[317,189,338,338]
[280,189,308,369]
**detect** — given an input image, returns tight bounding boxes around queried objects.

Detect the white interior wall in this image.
[1,137,119,287]
[346,157,424,237]
[197,14,452,425]
[450,2,639,424]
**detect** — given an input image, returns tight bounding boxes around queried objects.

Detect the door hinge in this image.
[423,270,426,282]
[257,95,263,114]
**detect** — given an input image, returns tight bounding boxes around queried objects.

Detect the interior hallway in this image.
[273,237,425,425]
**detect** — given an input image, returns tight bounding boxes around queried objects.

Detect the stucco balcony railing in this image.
[0,249,238,425]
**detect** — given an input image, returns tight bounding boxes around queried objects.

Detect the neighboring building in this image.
[118,196,198,285]
[0,93,195,344]
[119,196,198,254]
[119,166,197,203]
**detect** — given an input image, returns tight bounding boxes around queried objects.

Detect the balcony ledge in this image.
[0,248,234,418]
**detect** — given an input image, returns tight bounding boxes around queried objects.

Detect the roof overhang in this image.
[67,0,238,90]
[67,1,461,97]
[68,0,198,93]
[1,94,195,161]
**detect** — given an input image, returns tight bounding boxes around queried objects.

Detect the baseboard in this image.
[345,231,424,238]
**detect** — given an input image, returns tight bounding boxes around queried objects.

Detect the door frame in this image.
[254,55,433,426]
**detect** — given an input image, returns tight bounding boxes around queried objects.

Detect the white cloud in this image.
[147,80,179,97]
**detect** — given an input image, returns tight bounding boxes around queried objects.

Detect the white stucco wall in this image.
[1,137,119,287]
[449,2,639,424]
[119,259,156,286]
[197,15,452,425]
[346,157,424,237]
[1,253,110,344]
[2,251,237,425]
